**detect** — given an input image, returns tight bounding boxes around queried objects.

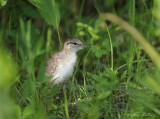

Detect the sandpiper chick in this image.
[45,38,87,84]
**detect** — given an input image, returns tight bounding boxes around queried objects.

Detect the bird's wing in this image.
[45,53,62,76]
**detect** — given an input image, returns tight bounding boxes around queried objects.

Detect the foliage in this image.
[0,0,160,119]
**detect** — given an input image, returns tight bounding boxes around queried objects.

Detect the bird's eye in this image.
[73,43,78,45]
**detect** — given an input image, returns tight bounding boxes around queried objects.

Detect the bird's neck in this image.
[63,49,77,55]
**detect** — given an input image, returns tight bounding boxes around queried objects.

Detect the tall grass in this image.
[0,0,160,119]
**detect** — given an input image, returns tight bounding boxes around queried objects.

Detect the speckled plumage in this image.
[45,39,87,84]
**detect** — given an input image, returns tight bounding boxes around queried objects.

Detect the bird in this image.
[45,38,88,84]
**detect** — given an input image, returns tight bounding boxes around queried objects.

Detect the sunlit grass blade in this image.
[100,13,160,69]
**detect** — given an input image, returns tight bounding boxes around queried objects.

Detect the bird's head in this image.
[63,38,88,52]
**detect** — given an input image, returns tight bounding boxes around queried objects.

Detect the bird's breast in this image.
[63,54,77,76]
[56,54,77,80]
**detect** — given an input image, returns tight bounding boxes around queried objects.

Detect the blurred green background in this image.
[0,0,160,119]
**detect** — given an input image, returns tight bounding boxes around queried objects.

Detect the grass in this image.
[0,0,160,119]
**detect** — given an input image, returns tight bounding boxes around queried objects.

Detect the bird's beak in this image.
[83,45,90,48]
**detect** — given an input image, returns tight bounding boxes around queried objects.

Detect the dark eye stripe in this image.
[67,42,78,45]
[73,43,78,45]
